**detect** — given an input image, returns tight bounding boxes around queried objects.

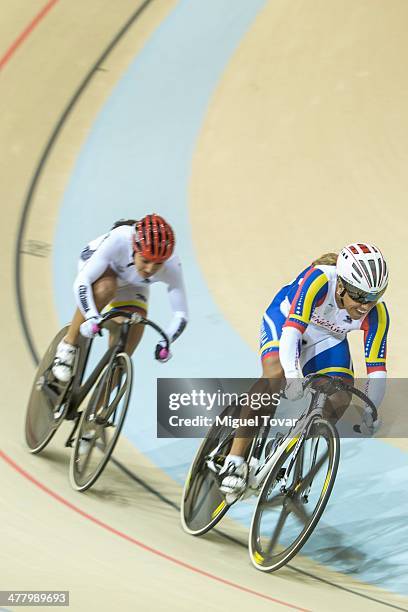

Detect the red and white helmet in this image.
[132,213,175,263]
[336,243,388,298]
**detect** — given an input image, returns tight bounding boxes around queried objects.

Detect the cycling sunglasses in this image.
[341,279,386,304]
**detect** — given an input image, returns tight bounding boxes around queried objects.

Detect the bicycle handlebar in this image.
[99,310,170,351]
[301,373,378,430]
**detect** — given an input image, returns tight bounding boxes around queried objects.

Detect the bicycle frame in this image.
[237,366,377,498]
[242,372,376,498]
[207,372,376,504]
[70,324,129,410]
[242,386,329,498]
[62,318,132,446]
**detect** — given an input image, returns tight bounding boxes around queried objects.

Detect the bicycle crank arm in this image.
[64,418,80,448]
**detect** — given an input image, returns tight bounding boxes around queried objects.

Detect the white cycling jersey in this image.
[73,225,188,343]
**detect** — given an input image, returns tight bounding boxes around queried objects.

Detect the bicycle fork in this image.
[281,391,326,496]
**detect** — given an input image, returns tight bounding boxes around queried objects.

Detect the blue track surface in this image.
[54,0,408,595]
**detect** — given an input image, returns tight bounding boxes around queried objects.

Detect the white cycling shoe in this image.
[52,339,77,383]
[220,460,248,500]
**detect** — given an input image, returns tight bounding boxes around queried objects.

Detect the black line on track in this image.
[13,4,408,611]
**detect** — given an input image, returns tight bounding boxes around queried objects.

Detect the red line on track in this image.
[0,449,310,611]
[0,0,59,71]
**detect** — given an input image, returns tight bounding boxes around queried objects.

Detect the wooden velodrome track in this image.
[1,1,407,610]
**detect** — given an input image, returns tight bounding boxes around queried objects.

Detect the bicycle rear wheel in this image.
[249,418,340,572]
[69,352,132,492]
[25,327,72,454]
[181,407,237,536]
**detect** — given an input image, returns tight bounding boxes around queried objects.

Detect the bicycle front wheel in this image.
[69,352,132,492]
[249,418,340,572]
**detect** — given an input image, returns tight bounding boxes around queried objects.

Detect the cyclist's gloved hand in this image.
[154,341,172,363]
[284,374,304,401]
[80,316,103,339]
[361,406,381,436]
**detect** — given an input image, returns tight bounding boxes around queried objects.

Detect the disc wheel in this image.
[69,352,132,492]
[181,407,237,536]
[25,326,73,454]
[249,418,340,572]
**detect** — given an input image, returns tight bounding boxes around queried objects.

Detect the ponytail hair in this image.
[312,252,338,266]
[111,219,137,230]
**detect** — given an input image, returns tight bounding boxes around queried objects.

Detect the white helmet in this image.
[336,243,388,300]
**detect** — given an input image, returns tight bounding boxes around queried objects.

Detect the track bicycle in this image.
[181,373,377,572]
[25,310,168,491]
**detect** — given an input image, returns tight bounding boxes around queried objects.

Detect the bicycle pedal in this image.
[53,404,65,419]
[205,453,225,465]
[205,456,224,474]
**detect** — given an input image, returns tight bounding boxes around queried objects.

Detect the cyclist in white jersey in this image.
[221,243,390,495]
[52,214,188,382]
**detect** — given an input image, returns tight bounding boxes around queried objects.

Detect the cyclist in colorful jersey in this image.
[52,214,188,383]
[221,243,389,495]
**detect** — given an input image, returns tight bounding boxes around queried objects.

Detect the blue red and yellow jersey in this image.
[361,302,389,373]
[274,264,390,374]
[284,266,329,332]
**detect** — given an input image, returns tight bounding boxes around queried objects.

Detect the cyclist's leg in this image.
[78,285,148,415]
[53,268,118,382]
[226,304,286,460]
[103,283,149,356]
[220,314,286,494]
[65,267,117,345]
[301,337,353,422]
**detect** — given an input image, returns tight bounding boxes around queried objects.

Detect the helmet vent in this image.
[359,260,372,287]
[369,259,377,285]
[352,263,363,278]
[378,257,383,284]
